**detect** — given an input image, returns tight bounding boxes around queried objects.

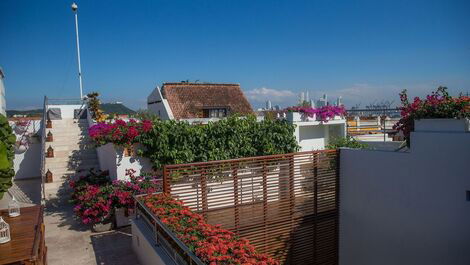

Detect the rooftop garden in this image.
[89,115,299,170]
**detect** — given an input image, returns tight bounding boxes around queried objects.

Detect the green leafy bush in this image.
[0,114,16,199]
[326,136,368,149]
[137,115,299,169]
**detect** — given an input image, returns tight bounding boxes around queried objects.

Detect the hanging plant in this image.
[0,114,16,199]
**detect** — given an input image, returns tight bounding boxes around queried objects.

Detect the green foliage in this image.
[137,115,299,169]
[0,114,16,199]
[132,109,160,123]
[326,136,368,149]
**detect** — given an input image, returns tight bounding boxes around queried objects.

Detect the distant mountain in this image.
[6,103,135,118]
[6,109,42,117]
[100,103,136,115]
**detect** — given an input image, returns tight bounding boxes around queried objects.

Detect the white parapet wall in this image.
[96,143,153,181]
[339,118,470,265]
[132,219,173,265]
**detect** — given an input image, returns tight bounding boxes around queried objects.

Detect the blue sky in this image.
[1,0,469,110]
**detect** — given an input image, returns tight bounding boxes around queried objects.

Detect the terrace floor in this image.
[44,181,140,265]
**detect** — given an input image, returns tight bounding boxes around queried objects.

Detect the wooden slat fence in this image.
[163,150,339,265]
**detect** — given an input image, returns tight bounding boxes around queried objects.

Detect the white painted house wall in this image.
[339,119,470,265]
[147,86,174,120]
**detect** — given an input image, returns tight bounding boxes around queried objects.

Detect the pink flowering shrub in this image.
[70,169,162,225]
[89,119,153,147]
[393,87,470,145]
[285,105,346,122]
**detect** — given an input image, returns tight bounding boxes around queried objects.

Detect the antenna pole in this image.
[72,2,83,99]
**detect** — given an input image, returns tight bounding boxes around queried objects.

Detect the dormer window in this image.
[203,108,228,118]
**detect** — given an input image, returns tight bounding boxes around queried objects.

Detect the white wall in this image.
[147,86,173,120]
[96,143,153,181]
[47,104,84,119]
[339,124,470,265]
[10,119,42,179]
[291,118,346,151]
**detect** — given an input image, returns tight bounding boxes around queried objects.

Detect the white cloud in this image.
[245,87,296,103]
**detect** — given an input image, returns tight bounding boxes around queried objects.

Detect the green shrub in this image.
[326,136,368,149]
[0,114,16,199]
[137,115,299,169]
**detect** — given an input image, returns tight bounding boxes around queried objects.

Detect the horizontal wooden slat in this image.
[164,150,339,265]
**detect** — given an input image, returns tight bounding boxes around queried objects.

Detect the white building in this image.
[0,68,6,116]
[287,112,347,151]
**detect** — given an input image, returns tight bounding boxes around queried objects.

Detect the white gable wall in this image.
[147,86,174,120]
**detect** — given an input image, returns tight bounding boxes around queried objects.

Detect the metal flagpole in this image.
[72,2,83,99]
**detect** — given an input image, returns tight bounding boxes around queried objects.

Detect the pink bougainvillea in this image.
[285,105,346,122]
[393,87,470,145]
[70,169,161,224]
[89,119,153,147]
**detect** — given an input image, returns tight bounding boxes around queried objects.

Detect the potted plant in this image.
[393,87,470,146]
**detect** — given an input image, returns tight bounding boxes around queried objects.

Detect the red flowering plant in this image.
[141,193,279,265]
[285,105,346,122]
[88,119,153,148]
[69,169,161,225]
[69,170,114,224]
[393,86,470,145]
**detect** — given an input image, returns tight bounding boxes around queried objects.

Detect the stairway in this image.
[44,118,99,198]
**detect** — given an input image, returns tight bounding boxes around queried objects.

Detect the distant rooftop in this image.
[161,82,253,120]
[101,103,136,115]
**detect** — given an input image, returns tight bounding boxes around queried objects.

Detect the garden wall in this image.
[339,125,470,265]
[96,143,153,181]
[11,119,42,179]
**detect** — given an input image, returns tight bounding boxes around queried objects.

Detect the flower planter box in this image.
[414,118,470,133]
[287,111,342,122]
[287,112,314,122]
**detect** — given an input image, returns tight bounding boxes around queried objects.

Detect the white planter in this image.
[414,118,470,133]
[115,208,132,228]
[287,112,315,122]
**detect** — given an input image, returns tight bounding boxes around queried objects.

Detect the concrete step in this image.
[48,144,95,152]
[48,132,90,138]
[47,127,85,134]
[46,162,100,174]
[48,140,93,146]
[45,150,98,159]
[47,166,100,177]
[45,153,98,163]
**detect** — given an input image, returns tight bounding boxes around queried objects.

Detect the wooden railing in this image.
[163,150,340,264]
